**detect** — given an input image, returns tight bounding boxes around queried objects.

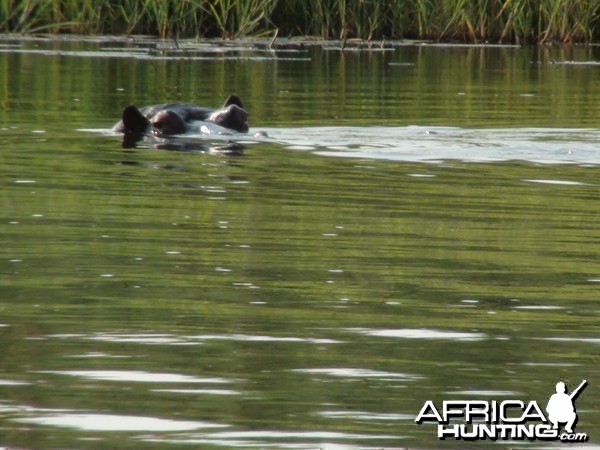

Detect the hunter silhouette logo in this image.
[415,379,589,442]
[546,379,586,434]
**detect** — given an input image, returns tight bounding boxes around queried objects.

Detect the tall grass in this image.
[0,0,598,43]
[200,0,278,37]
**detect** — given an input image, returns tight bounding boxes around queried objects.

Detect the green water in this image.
[0,37,599,449]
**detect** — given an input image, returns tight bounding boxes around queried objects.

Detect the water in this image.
[0,36,599,449]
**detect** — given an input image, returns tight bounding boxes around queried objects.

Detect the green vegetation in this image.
[0,0,598,43]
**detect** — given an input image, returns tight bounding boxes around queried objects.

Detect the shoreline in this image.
[3,33,597,49]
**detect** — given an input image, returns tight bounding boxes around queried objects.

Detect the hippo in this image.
[113,95,249,137]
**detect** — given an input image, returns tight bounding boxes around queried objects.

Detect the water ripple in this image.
[142,429,399,447]
[523,179,590,186]
[0,379,30,386]
[38,370,234,384]
[186,334,343,344]
[15,412,227,431]
[269,126,600,164]
[293,368,422,380]
[317,410,413,421]
[445,390,523,396]
[50,331,342,346]
[537,337,600,344]
[152,388,241,396]
[89,332,197,345]
[346,328,486,341]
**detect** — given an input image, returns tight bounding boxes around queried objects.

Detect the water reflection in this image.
[121,132,247,155]
[39,370,235,384]
[293,368,423,381]
[89,332,201,345]
[523,178,591,186]
[185,333,342,344]
[445,390,522,396]
[49,331,343,345]
[142,430,399,448]
[347,328,487,341]
[271,126,600,164]
[16,412,227,431]
[539,337,600,344]
[152,388,241,395]
[317,410,413,420]
[0,379,30,386]
[0,38,599,450]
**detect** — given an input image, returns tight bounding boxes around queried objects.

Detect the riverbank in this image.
[1,0,598,44]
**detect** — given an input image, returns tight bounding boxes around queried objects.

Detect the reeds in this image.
[0,0,598,43]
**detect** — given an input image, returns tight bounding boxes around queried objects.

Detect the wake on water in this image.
[87,125,600,165]
[269,126,600,165]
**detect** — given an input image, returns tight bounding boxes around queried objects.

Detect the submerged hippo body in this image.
[113,95,249,137]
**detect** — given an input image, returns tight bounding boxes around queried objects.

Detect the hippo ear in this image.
[223,95,245,109]
[122,105,151,134]
[208,104,248,133]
